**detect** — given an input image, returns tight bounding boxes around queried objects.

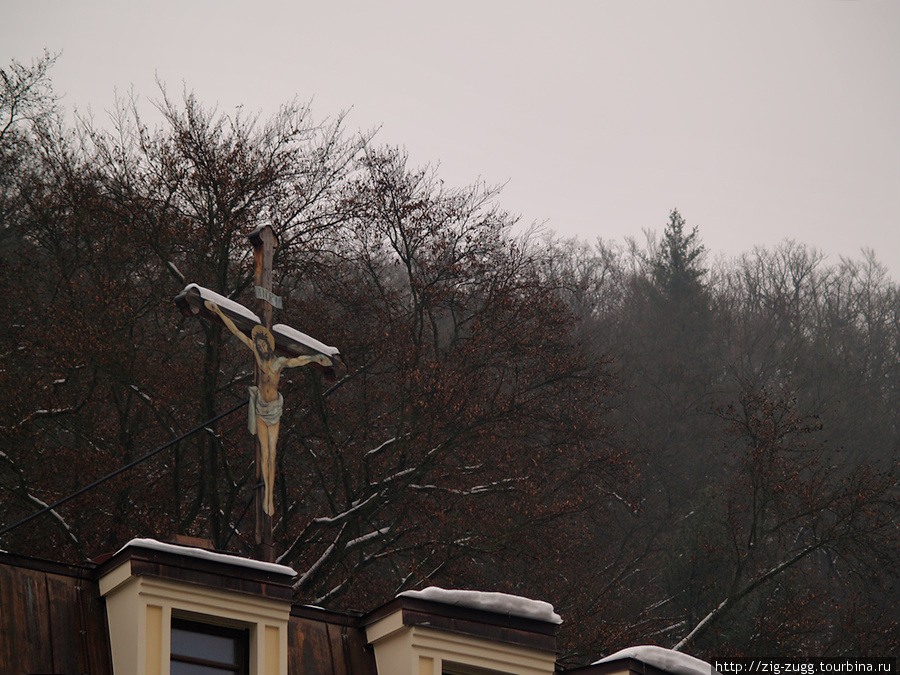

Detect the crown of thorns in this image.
[251,325,275,351]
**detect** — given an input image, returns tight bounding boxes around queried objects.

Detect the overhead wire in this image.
[0,400,248,538]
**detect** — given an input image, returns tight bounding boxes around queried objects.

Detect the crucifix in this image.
[175,225,345,562]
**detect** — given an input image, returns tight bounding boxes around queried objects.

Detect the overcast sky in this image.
[4,1,899,280]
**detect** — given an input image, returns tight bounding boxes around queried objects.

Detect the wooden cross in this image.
[175,225,345,562]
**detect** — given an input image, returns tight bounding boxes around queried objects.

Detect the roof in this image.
[0,541,705,675]
[97,536,295,602]
[0,542,375,675]
[364,589,560,653]
[566,646,715,675]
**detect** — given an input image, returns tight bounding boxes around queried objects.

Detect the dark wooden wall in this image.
[0,553,112,675]
[289,607,377,675]
[1,552,378,675]
[1,550,382,675]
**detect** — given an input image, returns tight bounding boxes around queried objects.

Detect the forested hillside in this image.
[2,54,897,663]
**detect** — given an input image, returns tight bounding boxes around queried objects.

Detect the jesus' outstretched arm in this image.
[205,300,254,349]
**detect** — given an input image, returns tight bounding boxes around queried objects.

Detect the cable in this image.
[0,399,248,538]
[222,481,262,551]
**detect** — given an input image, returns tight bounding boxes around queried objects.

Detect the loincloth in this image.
[248,386,284,435]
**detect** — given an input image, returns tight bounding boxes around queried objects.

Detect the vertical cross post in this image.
[175,227,341,563]
[249,225,279,562]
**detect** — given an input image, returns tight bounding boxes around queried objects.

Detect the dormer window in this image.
[364,587,561,675]
[98,538,295,675]
[170,618,249,675]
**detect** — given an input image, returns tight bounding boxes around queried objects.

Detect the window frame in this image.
[170,617,249,675]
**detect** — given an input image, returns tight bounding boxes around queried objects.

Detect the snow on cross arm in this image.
[398,587,563,624]
[181,283,261,323]
[272,323,340,357]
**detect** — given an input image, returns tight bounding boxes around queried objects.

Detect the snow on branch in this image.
[376,467,415,485]
[0,449,80,549]
[368,441,447,490]
[345,527,391,550]
[410,477,522,496]
[26,492,80,548]
[292,523,346,592]
[365,435,405,457]
[314,581,347,606]
[5,405,79,432]
[312,492,380,526]
[672,539,830,652]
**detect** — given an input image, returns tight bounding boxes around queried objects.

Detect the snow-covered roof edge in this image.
[117,538,296,577]
[398,586,563,625]
[594,646,716,675]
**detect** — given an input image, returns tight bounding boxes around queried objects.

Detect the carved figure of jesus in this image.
[205,301,332,516]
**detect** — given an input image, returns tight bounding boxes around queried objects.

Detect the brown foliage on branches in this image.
[3,57,898,663]
[0,67,627,636]
[666,389,899,655]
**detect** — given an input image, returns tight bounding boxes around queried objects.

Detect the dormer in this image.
[97,538,296,675]
[363,587,560,675]
[566,645,716,675]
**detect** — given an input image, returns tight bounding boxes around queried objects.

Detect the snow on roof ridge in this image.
[594,645,715,675]
[117,538,296,577]
[398,586,563,625]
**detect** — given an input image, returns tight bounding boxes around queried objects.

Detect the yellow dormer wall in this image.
[98,541,294,675]
[365,605,558,675]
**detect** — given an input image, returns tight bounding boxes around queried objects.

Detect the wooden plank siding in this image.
[0,553,112,675]
[289,607,377,675]
[3,547,562,675]
[1,550,377,675]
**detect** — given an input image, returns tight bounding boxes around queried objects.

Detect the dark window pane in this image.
[171,628,236,663]
[170,618,247,675]
[171,661,235,675]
